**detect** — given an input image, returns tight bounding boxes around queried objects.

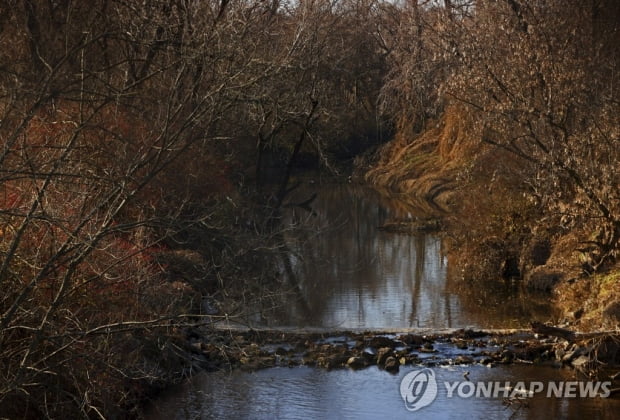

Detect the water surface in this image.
[248,182,553,330]
[146,182,617,420]
[148,364,619,419]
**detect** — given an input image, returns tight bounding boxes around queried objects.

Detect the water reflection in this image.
[147,365,620,420]
[145,182,616,420]
[252,182,553,329]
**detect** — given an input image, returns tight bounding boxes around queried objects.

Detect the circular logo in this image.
[400,368,438,412]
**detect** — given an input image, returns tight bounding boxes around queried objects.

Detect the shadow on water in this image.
[244,181,555,330]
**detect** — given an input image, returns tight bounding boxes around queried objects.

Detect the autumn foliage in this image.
[2,0,617,417]
[0,0,390,417]
[370,0,620,280]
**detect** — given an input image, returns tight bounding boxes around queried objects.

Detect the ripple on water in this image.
[146,183,594,419]
[146,364,620,420]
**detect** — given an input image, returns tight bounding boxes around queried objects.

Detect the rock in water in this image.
[347,356,366,369]
[376,347,393,366]
[384,356,399,373]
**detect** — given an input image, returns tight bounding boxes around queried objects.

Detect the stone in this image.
[376,347,393,366]
[561,349,579,363]
[257,356,275,368]
[361,351,376,365]
[384,356,399,373]
[301,356,316,367]
[454,355,475,365]
[368,336,398,349]
[315,351,350,369]
[479,356,494,365]
[398,334,425,346]
[500,350,514,364]
[453,340,468,350]
[275,347,289,356]
[561,345,591,363]
[419,342,436,353]
[347,356,366,369]
[316,356,329,369]
[571,355,591,371]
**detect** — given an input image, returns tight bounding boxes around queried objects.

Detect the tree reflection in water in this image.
[247,182,556,330]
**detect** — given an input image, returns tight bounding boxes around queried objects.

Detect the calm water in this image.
[244,182,553,330]
[146,182,617,419]
[147,365,620,419]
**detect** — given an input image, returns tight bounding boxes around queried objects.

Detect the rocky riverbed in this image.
[173,326,620,389]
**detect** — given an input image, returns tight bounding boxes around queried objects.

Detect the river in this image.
[145,182,618,419]
[244,182,552,330]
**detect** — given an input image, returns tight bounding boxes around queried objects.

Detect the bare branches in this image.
[0,1,393,416]
[387,0,619,269]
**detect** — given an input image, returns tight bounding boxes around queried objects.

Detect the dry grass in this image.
[555,269,620,331]
[364,105,481,210]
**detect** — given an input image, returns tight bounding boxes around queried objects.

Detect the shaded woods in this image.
[0,1,386,417]
[0,0,618,418]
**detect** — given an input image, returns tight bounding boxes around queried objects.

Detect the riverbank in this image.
[356,105,620,332]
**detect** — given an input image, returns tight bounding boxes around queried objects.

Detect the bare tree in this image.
[0,0,294,416]
[0,0,394,416]
[445,0,620,271]
[380,0,619,271]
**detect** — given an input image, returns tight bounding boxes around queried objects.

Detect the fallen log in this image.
[530,322,576,341]
[531,322,620,342]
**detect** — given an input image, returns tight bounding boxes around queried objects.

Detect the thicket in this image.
[375,0,619,282]
[0,0,387,417]
[1,0,619,417]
